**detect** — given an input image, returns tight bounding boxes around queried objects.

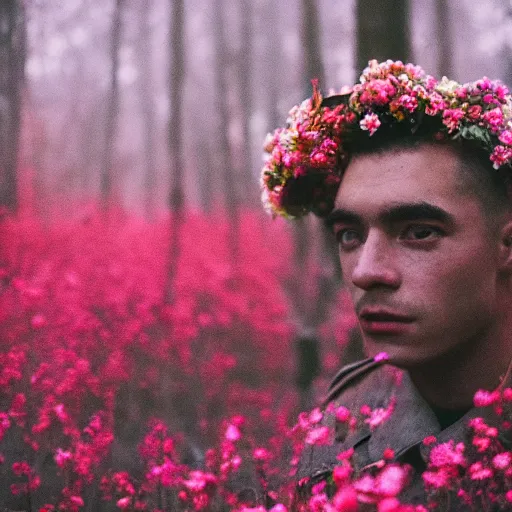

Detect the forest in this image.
[1,0,512,510]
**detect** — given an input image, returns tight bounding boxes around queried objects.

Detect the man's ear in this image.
[499,220,512,271]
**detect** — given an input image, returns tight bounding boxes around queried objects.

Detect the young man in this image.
[262,60,512,506]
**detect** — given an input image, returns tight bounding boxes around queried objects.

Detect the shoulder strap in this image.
[322,357,384,407]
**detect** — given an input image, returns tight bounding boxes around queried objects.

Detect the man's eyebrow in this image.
[325,202,454,228]
[380,202,454,225]
[324,208,362,228]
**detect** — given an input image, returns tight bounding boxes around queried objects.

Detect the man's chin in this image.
[362,337,430,369]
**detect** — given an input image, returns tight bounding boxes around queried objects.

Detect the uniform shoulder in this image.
[322,356,389,406]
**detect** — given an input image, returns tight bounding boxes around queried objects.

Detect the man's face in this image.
[330,143,503,368]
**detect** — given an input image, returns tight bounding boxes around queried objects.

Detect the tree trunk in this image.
[0,0,25,213]
[506,3,512,89]
[356,0,410,74]
[294,0,327,410]
[137,2,157,221]
[100,0,124,211]
[213,0,239,259]
[166,0,185,302]
[301,0,340,297]
[301,0,325,91]
[237,0,257,205]
[435,0,453,77]
[196,139,213,212]
[260,0,281,130]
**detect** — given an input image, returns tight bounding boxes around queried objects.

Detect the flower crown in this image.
[261,59,512,219]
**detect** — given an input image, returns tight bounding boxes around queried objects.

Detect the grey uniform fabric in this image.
[296,358,512,506]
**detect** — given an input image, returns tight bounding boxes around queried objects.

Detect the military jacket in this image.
[296,357,512,507]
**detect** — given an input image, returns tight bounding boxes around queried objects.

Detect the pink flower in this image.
[332,486,358,512]
[337,448,355,461]
[293,165,308,178]
[492,452,511,470]
[428,441,466,468]
[308,407,323,424]
[269,505,288,512]
[310,151,329,166]
[333,463,353,486]
[499,130,512,145]
[360,113,381,135]
[468,417,487,433]
[398,94,418,113]
[253,447,271,462]
[469,461,493,480]
[311,481,326,495]
[31,314,47,328]
[378,497,402,512]
[503,388,512,401]
[383,448,395,460]
[491,145,512,169]
[12,461,31,476]
[360,404,372,416]
[69,496,84,507]
[455,87,469,100]
[466,105,482,120]
[475,77,493,92]
[473,389,500,407]
[422,436,437,446]
[225,424,241,442]
[442,108,464,133]
[282,150,302,168]
[335,406,351,422]
[422,468,452,489]
[495,84,509,100]
[482,107,504,132]
[375,464,409,497]
[374,352,389,363]
[365,398,396,430]
[54,448,72,468]
[305,426,331,445]
[483,93,497,105]
[472,436,491,452]
[116,497,131,510]
[54,404,68,422]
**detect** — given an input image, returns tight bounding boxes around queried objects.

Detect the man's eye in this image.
[336,229,362,249]
[400,225,443,241]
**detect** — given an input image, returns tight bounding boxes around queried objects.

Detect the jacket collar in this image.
[369,359,512,465]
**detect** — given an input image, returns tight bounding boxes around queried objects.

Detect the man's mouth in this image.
[358,309,415,335]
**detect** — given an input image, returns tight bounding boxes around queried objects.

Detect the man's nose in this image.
[351,230,401,291]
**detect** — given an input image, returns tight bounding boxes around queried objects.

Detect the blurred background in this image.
[0,0,511,509]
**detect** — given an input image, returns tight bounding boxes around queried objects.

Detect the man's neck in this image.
[407,324,512,410]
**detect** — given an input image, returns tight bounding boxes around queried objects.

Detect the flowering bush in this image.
[1,211,512,511]
[0,211,302,510]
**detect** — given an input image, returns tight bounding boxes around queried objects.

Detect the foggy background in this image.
[5,0,512,218]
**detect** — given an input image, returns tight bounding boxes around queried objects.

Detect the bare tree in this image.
[261,0,281,131]
[0,0,25,212]
[136,2,157,221]
[293,0,339,410]
[356,0,411,73]
[213,0,239,258]
[507,2,512,88]
[237,0,257,205]
[436,0,453,77]
[166,0,185,301]
[196,138,214,212]
[301,0,325,91]
[100,0,124,210]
